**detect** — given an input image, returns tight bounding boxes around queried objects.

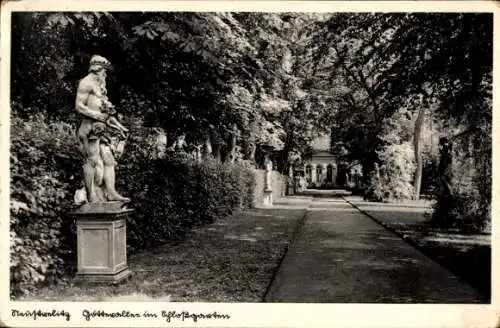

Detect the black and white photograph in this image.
[1,1,497,327]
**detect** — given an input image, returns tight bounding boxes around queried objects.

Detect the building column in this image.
[311,163,317,183]
[331,163,337,184]
[321,163,327,184]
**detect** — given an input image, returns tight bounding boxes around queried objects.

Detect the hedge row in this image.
[124,154,256,252]
[10,114,256,296]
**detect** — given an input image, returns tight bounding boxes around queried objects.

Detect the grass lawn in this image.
[14,200,309,302]
[345,196,491,302]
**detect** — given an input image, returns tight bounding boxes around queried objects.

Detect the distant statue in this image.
[234,146,244,162]
[202,136,212,158]
[191,144,203,162]
[228,145,243,163]
[246,142,257,161]
[372,163,381,182]
[169,134,187,152]
[439,137,453,196]
[298,174,306,192]
[153,127,167,158]
[74,55,130,205]
[227,124,240,163]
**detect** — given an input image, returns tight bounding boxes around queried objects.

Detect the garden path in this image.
[265,192,485,303]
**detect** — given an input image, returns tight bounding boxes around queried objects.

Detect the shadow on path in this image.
[265,192,486,303]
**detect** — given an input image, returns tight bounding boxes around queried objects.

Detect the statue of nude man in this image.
[75,55,130,204]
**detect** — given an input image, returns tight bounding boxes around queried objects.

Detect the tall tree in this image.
[309,13,492,197]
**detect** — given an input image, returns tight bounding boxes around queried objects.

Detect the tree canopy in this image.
[12,11,492,174]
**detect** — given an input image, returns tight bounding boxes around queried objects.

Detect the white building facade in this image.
[303,134,338,188]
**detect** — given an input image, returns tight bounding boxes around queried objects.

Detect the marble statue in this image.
[169,134,187,152]
[74,55,130,205]
[228,124,240,163]
[152,127,167,159]
[203,136,213,158]
[191,144,203,162]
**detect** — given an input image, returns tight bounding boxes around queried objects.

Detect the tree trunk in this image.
[413,106,426,200]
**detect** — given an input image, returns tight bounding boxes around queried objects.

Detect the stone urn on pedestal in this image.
[68,55,133,284]
[263,154,273,206]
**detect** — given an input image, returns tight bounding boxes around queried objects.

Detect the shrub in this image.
[10,113,256,295]
[346,163,365,195]
[432,186,489,233]
[116,122,256,251]
[431,143,491,233]
[124,154,256,252]
[10,114,79,296]
[364,142,415,202]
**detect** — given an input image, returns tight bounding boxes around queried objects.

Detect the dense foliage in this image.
[364,142,415,202]
[10,114,79,296]
[431,135,491,232]
[10,113,256,295]
[9,11,492,294]
[314,13,491,190]
[125,154,256,252]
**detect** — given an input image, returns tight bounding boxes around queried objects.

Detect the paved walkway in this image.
[265,194,485,303]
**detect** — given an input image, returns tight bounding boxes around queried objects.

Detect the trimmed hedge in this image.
[10,114,256,296]
[125,154,256,251]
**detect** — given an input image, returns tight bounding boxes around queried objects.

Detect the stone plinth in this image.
[69,201,133,284]
[263,155,273,206]
[263,188,273,206]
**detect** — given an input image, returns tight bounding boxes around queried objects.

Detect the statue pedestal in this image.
[263,188,273,206]
[69,202,133,284]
